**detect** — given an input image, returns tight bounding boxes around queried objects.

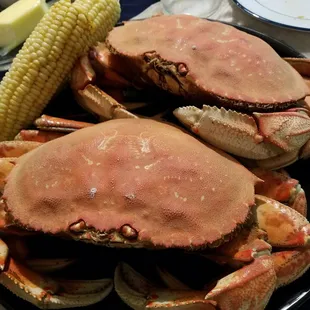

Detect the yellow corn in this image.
[0,0,120,141]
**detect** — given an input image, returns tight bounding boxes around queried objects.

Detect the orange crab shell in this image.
[3,119,258,248]
[106,15,308,109]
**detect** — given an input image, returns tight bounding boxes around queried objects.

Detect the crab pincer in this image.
[252,168,307,216]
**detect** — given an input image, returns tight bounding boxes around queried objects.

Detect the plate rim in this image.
[232,0,310,32]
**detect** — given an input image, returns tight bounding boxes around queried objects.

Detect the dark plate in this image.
[0,21,309,310]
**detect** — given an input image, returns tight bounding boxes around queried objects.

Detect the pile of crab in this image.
[0,14,310,310]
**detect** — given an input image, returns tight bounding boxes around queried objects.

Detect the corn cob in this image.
[0,0,120,141]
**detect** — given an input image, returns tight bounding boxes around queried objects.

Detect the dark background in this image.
[119,0,158,21]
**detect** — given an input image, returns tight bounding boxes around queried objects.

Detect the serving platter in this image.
[233,0,310,32]
[0,21,309,310]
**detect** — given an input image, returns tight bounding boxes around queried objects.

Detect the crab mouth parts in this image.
[68,221,151,248]
[141,51,189,95]
[66,212,255,250]
[143,51,188,76]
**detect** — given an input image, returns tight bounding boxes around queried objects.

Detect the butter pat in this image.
[0,0,48,56]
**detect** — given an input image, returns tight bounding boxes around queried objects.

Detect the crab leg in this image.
[202,195,310,295]
[0,221,112,308]
[115,256,276,310]
[14,130,67,143]
[71,45,151,120]
[34,115,94,133]
[27,258,76,274]
[115,262,217,310]
[156,266,190,290]
[0,158,15,193]
[0,141,42,158]
[272,248,310,288]
[71,44,132,91]
[70,55,96,92]
[0,256,113,309]
[13,115,95,143]
[0,140,45,192]
[74,84,138,121]
[0,208,113,308]
[0,141,43,192]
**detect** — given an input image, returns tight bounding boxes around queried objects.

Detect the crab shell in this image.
[3,119,258,249]
[106,15,309,110]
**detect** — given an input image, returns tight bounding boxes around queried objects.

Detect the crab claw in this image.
[0,239,9,271]
[173,105,310,169]
[0,256,113,309]
[252,168,307,216]
[75,84,138,121]
[290,186,308,217]
[115,262,216,309]
[70,54,96,91]
[88,43,133,88]
[255,195,310,248]
[205,255,276,310]
[173,105,283,161]
[272,248,310,288]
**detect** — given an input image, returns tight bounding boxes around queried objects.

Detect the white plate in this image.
[233,0,310,31]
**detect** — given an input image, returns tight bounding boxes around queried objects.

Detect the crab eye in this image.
[177,63,188,76]
[120,224,138,240]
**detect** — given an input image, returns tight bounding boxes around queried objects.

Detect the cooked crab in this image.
[0,118,309,309]
[70,14,310,170]
[13,114,95,143]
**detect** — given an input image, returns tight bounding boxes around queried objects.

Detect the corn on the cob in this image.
[0,0,120,141]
